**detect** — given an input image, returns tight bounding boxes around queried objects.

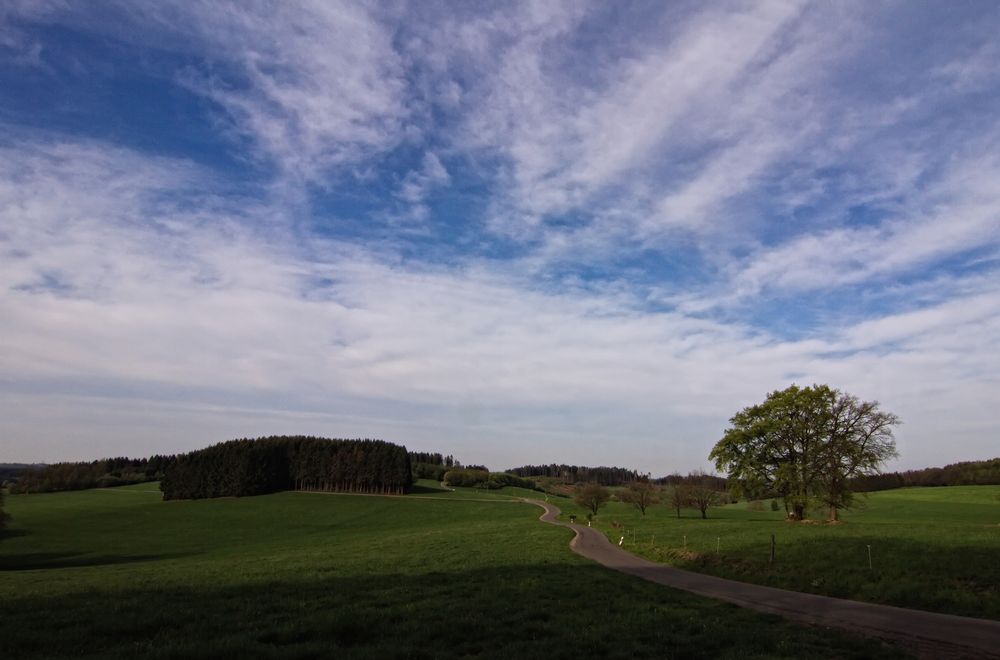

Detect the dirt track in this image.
[528,499,1000,659]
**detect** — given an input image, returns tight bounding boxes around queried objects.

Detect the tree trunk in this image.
[791,503,805,520]
[829,505,839,522]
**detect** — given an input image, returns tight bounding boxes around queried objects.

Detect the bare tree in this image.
[667,485,690,518]
[686,477,719,519]
[620,479,659,515]
[574,483,610,516]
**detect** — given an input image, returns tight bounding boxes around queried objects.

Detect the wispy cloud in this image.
[3,137,999,470]
[2,2,1000,471]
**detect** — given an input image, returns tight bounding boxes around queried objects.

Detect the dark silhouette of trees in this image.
[711,384,899,520]
[852,457,1000,492]
[408,452,458,481]
[506,464,640,486]
[442,469,536,490]
[9,456,176,494]
[620,480,659,515]
[160,437,412,500]
[655,472,727,491]
[575,483,610,516]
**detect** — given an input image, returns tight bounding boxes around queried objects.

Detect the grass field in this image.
[557,485,1000,620]
[0,482,904,659]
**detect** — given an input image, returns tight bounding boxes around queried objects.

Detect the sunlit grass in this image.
[556,485,1000,619]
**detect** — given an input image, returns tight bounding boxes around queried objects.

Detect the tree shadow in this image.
[0,551,193,571]
[0,528,30,541]
[407,483,449,495]
[0,562,904,660]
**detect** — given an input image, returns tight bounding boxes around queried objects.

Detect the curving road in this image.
[528,499,1000,659]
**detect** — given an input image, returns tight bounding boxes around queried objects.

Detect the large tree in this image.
[815,392,901,521]
[710,384,899,520]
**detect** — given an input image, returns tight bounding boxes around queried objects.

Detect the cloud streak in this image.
[2,2,1000,472]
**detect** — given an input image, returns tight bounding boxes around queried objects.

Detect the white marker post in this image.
[619,536,624,547]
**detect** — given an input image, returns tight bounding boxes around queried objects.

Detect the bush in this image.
[443,470,536,490]
[443,469,490,487]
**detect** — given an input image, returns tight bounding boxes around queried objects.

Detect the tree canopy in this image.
[710,384,899,520]
[160,436,411,500]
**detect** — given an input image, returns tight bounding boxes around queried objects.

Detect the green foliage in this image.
[412,461,447,481]
[0,484,901,659]
[442,468,490,487]
[160,437,412,500]
[442,469,536,490]
[711,384,899,520]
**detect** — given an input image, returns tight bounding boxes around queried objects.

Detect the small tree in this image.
[687,481,719,519]
[575,483,610,517]
[668,485,690,518]
[620,479,659,515]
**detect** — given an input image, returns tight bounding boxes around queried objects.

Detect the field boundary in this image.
[528,499,1000,659]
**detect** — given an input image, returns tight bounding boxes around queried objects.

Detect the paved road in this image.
[528,499,1000,659]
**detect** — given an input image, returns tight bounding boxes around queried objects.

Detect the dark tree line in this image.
[160,436,412,500]
[654,472,728,491]
[408,452,458,468]
[409,451,461,481]
[853,457,1000,492]
[9,455,176,494]
[442,469,536,490]
[506,464,640,486]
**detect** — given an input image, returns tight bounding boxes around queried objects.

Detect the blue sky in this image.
[2,1,999,473]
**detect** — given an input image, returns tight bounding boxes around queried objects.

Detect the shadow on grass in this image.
[1,563,907,659]
[0,528,30,541]
[0,551,194,571]
[660,535,1000,620]
[406,484,449,495]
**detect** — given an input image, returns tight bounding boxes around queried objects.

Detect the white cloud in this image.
[729,146,1000,299]
[3,137,999,472]
[3,1,411,184]
[397,151,451,204]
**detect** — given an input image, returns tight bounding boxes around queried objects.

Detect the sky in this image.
[1,1,998,474]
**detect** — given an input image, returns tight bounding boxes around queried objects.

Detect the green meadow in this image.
[0,482,903,659]
[561,485,1000,620]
